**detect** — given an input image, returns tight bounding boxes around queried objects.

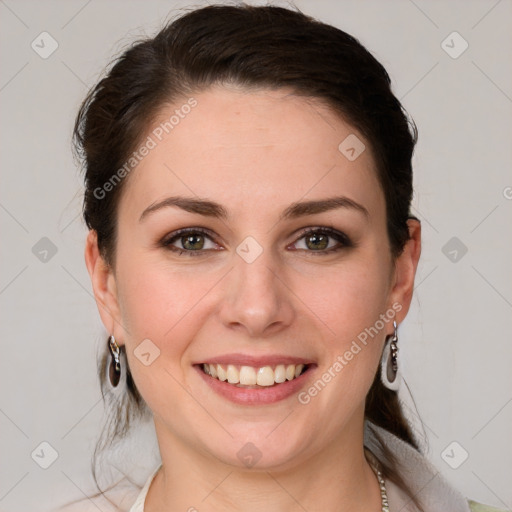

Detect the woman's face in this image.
[87,86,420,470]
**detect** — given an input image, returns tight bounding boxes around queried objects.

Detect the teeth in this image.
[227,364,239,384]
[217,365,227,381]
[256,366,274,386]
[240,366,257,385]
[274,364,286,383]
[201,363,308,386]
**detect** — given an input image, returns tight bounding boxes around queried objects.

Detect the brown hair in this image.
[71,3,423,509]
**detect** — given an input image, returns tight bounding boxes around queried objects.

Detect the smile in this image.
[201,363,309,387]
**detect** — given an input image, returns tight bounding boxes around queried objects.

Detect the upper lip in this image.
[195,353,315,367]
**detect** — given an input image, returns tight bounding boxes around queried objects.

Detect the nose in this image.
[218,247,296,338]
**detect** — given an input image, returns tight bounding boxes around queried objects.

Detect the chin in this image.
[202,429,309,472]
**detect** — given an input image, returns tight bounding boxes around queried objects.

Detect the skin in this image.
[85,86,421,511]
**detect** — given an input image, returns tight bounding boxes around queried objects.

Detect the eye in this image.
[160,226,352,257]
[290,227,352,254]
[160,228,221,256]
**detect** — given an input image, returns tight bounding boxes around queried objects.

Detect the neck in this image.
[146,417,383,512]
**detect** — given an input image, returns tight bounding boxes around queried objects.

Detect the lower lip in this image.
[194,365,316,405]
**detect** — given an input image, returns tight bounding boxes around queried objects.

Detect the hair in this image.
[70,2,423,509]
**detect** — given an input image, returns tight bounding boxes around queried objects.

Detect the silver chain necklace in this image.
[366,451,390,512]
[373,464,390,512]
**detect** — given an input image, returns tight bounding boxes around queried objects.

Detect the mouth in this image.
[192,354,317,405]
[198,362,312,388]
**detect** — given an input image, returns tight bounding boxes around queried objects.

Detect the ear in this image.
[387,219,421,324]
[84,230,126,344]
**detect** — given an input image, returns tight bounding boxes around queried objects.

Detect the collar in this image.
[364,421,471,511]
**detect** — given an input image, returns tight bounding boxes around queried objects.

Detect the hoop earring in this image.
[380,321,400,391]
[108,335,122,388]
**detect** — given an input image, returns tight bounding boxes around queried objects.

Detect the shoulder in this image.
[54,464,160,512]
[468,499,511,512]
[53,486,140,512]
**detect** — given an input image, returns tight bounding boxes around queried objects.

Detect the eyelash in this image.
[160,226,353,257]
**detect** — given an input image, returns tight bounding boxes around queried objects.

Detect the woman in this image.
[62,3,505,511]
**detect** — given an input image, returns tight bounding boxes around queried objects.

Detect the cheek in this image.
[299,258,391,398]
[117,255,208,340]
[302,258,391,340]
[116,261,207,413]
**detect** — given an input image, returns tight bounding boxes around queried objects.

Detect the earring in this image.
[108,335,122,387]
[380,321,400,391]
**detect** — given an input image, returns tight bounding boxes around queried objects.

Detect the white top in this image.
[127,463,161,512]
[127,422,475,512]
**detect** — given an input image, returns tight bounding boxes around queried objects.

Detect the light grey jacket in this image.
[364,422,508,512]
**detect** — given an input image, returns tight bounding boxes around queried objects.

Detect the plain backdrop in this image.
[0,0,511,510]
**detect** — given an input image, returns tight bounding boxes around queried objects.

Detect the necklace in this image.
[366,450,390,512]
[372,463,390,512]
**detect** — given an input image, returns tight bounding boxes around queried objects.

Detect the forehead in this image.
[118,86,384,223]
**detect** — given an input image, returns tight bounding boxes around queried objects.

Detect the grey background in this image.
[0,0,511,510]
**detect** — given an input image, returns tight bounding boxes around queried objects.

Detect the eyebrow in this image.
[139,195,369,222]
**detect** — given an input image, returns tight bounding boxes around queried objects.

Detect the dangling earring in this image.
[108,335,122,387]
[380,321,400,391]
